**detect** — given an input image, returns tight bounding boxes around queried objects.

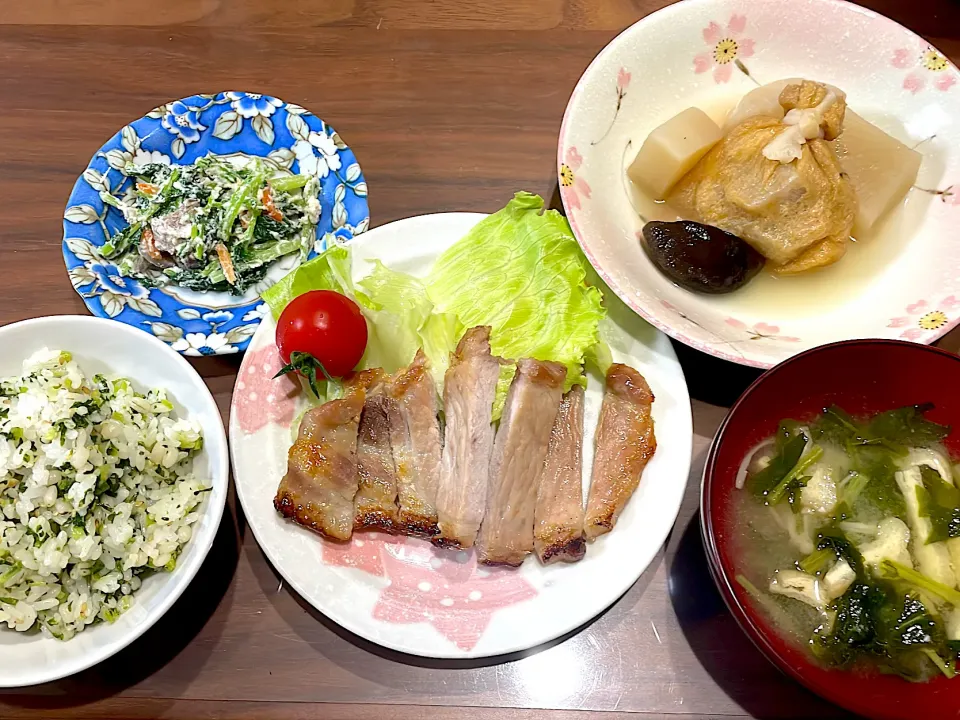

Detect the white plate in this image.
[229,213,692,658]
[558,0,960,368]
[0,316,229,687]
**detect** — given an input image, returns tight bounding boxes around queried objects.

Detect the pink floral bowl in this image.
[558,0,960,368]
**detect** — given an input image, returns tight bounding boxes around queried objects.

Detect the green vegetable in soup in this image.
[816,530,867,579]
[850,445,908,519]
[814,582,886,666]
[867,404,951,449]
[916,465,960,544]
[736,403,960,682]
[878,559,960,607]
[878,591,944,651]
[814,403,951,452]
[798,547,835,575]
[745,430,807,499]
[767,446,824,506]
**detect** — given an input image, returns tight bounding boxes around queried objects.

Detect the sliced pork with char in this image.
[534,384,586,564]
[584,364,656,540]
[384,350,443,536]
[351,369,400,532]
[434,326,501,549]
[477,359,566,566]
[273,387,366,542]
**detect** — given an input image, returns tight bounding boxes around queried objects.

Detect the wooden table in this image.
[1,1,958,718]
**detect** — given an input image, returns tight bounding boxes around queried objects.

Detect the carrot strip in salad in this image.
[261,187,284,222]
[216,242,237,285]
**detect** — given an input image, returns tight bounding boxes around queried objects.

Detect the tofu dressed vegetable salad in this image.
[100,156,320,295]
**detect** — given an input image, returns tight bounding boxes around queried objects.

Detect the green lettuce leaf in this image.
[355,260,466,386]
[356,260,433,374]
[417,312,464,387]
[425,191,605,417]
[261,192,607,421]
[261,245,357,316]
[261,245,424,407]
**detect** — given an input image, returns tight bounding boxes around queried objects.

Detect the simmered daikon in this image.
[834,111,922,236]
[627,107,722,200]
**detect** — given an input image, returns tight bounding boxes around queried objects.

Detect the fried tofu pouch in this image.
[668,81,857,275]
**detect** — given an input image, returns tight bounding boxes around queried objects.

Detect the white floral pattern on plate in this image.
[62,92,370,355]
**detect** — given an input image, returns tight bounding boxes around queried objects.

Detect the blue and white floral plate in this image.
[62,92,370,356]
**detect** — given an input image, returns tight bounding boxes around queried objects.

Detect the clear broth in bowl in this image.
[729,404,960,682]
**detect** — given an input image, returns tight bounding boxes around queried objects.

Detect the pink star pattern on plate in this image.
[372,542,537,651]
[322,533,538,651]
[233,345,300,434]
[322,532,406,576]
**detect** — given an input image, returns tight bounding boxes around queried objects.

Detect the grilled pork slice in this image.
[274,388,366,542]
[354,395,400,532]
[584,364,657,540]
[534,385,586,564]
[434,327,501,549]
[352,368,400,532]
[477,359,566,566]
[385,350,443,536]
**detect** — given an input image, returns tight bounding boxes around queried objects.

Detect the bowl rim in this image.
[557,0,960,370]
[699,337,960,712]
[0,314,229,687]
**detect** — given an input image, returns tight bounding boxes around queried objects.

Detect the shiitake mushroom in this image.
[641,220,764,294]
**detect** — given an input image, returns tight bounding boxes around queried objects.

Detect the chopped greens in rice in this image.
[0,349,208,640]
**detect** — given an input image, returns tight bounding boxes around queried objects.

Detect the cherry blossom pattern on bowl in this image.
[229,212,693,658]
[888,295,960,341]
[62,92,370,356]
[892,41,957,94]
[558,0,960,368]
[693,13,755,84]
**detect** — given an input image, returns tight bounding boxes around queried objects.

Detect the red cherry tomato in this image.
[276,290,368,378]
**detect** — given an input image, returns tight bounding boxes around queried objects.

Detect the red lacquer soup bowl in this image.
[701,339,960,720]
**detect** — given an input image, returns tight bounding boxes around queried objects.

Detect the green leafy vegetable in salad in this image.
[262,192,607,418]
[101,156,320,295]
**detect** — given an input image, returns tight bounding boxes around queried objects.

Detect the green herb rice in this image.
[0,349,208,639]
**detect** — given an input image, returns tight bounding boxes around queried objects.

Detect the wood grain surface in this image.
[1,1,959,718]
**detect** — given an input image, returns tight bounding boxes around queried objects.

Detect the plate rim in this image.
[229,211,694,659]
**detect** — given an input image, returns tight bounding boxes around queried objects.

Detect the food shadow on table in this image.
[247,521,662,674]
[0,496,243,710]
[668,504,858,719]
[672,340,764,408]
